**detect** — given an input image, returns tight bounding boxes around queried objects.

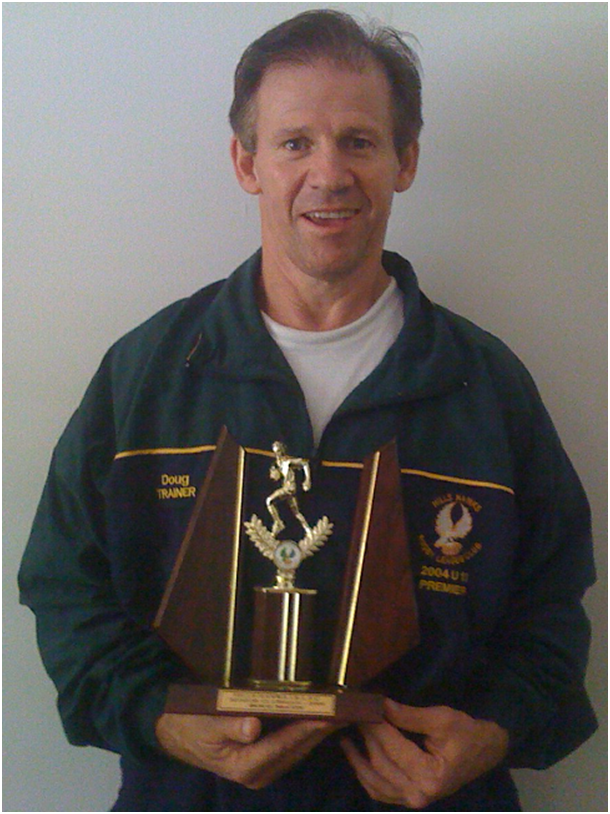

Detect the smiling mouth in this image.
[302,209,359,224]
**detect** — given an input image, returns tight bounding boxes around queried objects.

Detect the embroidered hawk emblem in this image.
[434,501,473,556]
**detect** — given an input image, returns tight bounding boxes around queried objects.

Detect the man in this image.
[19,9,596,811]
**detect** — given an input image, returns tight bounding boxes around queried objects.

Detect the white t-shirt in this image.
[262,278,404,445]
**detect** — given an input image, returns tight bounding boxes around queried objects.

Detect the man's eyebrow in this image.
[270,124,384,141]
[341,125,384,140]
[271,126,310,140]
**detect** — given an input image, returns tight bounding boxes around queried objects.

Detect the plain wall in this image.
[4,3,607,811]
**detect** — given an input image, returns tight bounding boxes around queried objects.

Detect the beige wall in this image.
[5,3,606,810]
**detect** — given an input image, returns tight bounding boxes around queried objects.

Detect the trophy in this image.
[154,427,419,721]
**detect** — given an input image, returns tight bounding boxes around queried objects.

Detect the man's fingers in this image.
[238,719,335,789]
[383,698,451,735]
[361,719,426,774]
[156,712,336,789]
[341,737,402,804]
[351,704,511,808]
[228,716,263,743]
[256,719,331,756]
[342,731,439,810]
[342,735,428,807]
[254,719,334,763]
[157,712,261,747]
[383,698,427,731]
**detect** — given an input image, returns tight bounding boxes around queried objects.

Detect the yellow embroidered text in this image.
[157,474,196,500]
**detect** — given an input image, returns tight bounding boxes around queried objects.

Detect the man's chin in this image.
[293,248,377,283]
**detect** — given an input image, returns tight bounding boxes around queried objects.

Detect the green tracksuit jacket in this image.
[19,250,597,811]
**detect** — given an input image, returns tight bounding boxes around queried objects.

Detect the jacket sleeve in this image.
[18,351,187,764]
[463,350,597,768]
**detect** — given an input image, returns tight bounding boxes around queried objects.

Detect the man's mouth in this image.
[302,209,359,224]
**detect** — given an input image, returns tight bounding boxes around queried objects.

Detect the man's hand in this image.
[156,712,334,789]
[341,700,509,809]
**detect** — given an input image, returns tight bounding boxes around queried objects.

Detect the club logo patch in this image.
[418,493,483,566]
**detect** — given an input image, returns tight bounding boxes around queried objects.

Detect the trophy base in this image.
[164,682,385,722]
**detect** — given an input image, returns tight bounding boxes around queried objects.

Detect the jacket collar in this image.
[187,249,468,404]
[187,249,289,382]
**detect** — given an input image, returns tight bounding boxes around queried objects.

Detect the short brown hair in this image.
[229,9,423,157]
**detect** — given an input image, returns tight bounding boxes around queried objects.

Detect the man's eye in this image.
[284,138,308,151]
[350,137,374,150]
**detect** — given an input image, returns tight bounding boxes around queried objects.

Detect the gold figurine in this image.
[244,442,333,589]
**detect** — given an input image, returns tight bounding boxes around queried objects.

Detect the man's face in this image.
[232,58,418,285]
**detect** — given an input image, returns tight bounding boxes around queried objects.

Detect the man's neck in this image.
[257,261,392,332]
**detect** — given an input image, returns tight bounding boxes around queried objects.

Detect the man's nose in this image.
[306,144,354,192]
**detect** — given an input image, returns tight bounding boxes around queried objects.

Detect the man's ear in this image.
[231,135,261,195]
[395,140,419,193]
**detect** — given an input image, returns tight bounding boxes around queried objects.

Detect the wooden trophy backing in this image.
[153,426,244,684]
[329,439,419,688]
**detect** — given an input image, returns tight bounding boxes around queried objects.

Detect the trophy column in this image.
[250,587,315,686]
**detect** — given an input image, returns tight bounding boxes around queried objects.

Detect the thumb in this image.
[383,699,438,734]
[217,715,262,744]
